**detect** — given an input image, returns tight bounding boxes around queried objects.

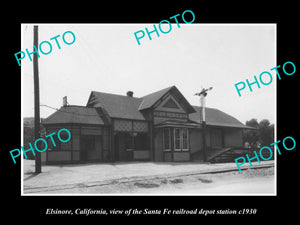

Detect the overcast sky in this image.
[22,24,276,124]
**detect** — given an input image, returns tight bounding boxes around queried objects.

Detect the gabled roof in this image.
[87,91,146,120]
[43,105,105,125]
[86,86,196,121]
[43,87,251,129]
[189,106,251,129]
[138,86,174,110]
[139,85,196,113]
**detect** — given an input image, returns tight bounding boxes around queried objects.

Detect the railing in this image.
[206,146,274,163]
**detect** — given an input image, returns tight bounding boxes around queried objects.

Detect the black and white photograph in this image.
[4,5,298,220]
[21,23,276,195]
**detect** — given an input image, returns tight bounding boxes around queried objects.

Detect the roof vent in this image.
[126,91,133,97]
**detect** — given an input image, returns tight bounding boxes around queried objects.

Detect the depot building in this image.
[41,86,251,164]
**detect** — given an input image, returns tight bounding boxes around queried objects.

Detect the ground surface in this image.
[22,159,275,195]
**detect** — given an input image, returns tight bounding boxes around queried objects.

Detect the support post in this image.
[200,98,207,162]
[33,25,41,173]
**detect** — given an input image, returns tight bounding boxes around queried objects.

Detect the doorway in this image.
[114,133,133,161]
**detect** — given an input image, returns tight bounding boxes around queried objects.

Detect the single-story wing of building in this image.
[42,85,252,164]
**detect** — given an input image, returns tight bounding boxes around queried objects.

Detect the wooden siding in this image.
[73,151,80,161]
[45,125,106,163]
[189,129,202,154]
[224,128,243,147]
[133,150,150,160]
[154,129,164,161]
[41,152,47,163]
[72,134,80,150]
[48,151,71,161]
[85,136,102,160]
[81,126,102,135]
[173,152,190,161]
[164,152,172,162]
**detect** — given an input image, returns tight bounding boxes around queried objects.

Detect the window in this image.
[182,129,188,151]
[174,128,189,151]
[174,128,181,151]
[163,128,171,151]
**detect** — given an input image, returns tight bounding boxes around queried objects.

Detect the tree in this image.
[246,118,259,128]
[259,119,274,146]
[244,119,260,148]
[243,118,274,148]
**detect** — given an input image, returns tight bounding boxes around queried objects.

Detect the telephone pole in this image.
[195,87,213,162]
[33,25,41,174]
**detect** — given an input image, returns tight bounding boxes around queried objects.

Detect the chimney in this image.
[63,96,68,107]
[126,91,133,97]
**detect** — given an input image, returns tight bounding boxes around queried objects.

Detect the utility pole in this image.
[33,25,41,174]
[195,87,213,162]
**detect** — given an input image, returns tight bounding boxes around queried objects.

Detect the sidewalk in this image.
[22,159,275,194]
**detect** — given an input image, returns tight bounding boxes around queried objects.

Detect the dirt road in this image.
[25,166,274,195]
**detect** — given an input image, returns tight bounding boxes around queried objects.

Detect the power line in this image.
[40,104,100,117]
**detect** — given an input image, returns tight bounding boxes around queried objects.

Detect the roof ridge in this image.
[138,86,175,110]
[91,90,142,99]
[141,85,175,98]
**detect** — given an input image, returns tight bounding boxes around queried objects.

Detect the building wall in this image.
[173,152,190,161]
[115,133,133,161]
[41,151,47,164]
[80,126,102,161]
[45,125,105,163]
[154,129,164,161]
[133,150,150,160]
[164,152,172,162]
[72,127,80,161]
[48,151,71,161]
[46,125,73,163]
[155,128,191,162]
[84,135,102,161]
[81,126,102,135]
[224,128,243,147]
[190,129,203,154]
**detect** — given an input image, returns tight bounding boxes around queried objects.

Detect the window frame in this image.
[173,128,189,152]
[163,128,171,151]
[181,128,189,151]
[174,128,181,151]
